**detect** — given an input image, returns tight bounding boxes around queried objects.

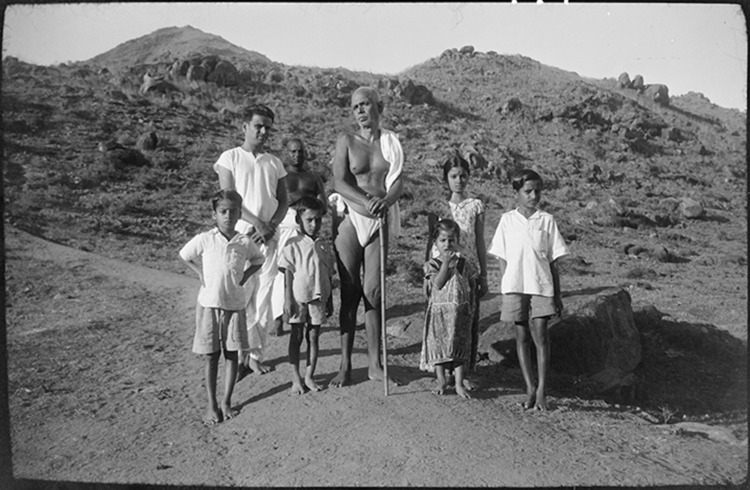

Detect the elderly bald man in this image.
[329,87,404,387]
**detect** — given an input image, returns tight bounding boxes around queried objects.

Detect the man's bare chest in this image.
[348,138,389,176]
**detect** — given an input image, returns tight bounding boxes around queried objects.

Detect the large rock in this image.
[186,64,206,83]
[206,60,239,87]
[631,74,645,91]
[395,79,434,105]
[643,83,670,106]
[679,197,704,218]
[478,288,641,395]
[618,72,631,89]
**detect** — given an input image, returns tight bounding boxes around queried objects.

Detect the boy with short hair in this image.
[278,196,334,395]
[488,169,570,411]
[179,190,265,425]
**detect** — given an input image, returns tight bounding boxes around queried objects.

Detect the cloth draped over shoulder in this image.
[330,128,404,247]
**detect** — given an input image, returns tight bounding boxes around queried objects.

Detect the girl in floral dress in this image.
[427,154,488,389]
[420,219,474,399]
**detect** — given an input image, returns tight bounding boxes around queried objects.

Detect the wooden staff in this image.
[379,215,389,396]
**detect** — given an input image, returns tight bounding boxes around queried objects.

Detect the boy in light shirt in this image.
[278,196,334,395]
[488,169,569,411]
[179,190,265,425]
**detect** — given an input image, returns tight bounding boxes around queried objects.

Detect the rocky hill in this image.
[2,26,746,293]
[90,25,275,70]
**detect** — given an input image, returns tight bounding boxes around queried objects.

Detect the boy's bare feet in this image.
[455,384,472,399]
[534,391,548,411]
[290,381,305,395]
[203,406,222,426]
[432,380,447,395]
[521,390,536,410]
[304,377,322,392]
[247,357,273,374]
[220,402,238,420]
[329,367,351,387]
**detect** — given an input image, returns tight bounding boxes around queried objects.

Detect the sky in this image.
[3,3,747,110]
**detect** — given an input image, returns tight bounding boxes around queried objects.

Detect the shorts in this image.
[287,299,326,325]
[500,293,556,323]
[193,304,250,354]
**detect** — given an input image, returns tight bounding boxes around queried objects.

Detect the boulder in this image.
[206,60,239,87]
[186,64,206,82]
[139,72,179,95]
[643,83,670,106]
[459,45,475,56]
[396,79,434,105]
[478,287,641,397]
[618,72,631,88]
[137,132,158,151]
[549,288,641,393]
[631,74,645,91]
[500,97,523,114]
[170,60,190,79]
[679,197,704,218]
[199,55,219,74]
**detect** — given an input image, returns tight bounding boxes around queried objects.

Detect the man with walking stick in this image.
[330,87,404,389]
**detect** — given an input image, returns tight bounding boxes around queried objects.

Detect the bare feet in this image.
[462,377,479,391]
[534,391,548,411]
[290,381,305,395]
[247,357,273,374]
[432,380,447,395]
[221,402,238,420]
[368,366,403,386]
[521,390,536,410]
[455,384,472,399]
[329,367,351,388]
[203,406,222,426]
[304,376,323,392]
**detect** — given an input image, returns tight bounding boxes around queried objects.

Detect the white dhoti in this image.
[243,233,279,361]
[270,208,300,320]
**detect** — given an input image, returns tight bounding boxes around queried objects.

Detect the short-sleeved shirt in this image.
[180,228,265,310]
[487,209,569,297]
[213,147,287,235]
[278,234,333,304]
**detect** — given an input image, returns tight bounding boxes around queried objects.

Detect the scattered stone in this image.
[186,64,206,83]
[679,197,704,218]
[137,132,158,151]
[206,60,239,87]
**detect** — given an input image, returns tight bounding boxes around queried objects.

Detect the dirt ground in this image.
[3,225,747,488]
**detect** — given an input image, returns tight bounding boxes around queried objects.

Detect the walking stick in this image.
[379,215,389,396]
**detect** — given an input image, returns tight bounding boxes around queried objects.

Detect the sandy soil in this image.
[3,225,747,488]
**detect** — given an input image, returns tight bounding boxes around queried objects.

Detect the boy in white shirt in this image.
[488,169,569,411]
[278,196,334,395]
[179,190,265,425]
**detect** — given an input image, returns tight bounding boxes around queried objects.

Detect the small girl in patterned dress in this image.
[420,219,474,399]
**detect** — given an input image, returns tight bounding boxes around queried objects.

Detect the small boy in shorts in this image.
[278,196,334,395]
[488,169,570,411]
[179,190,265,425]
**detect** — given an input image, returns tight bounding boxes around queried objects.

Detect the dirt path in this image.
[4,226,747,487]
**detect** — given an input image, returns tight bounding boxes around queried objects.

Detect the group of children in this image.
[180,152,569,424]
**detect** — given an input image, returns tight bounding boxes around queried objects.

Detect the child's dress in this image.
[420,257,474,371]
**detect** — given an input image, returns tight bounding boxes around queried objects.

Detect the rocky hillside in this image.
[2,26,746,289]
